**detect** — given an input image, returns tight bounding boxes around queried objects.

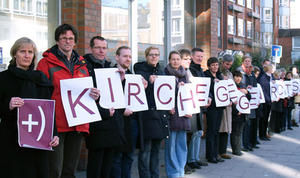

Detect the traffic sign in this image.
[272,45,282,63]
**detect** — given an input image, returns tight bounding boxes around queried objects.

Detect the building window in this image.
[238,18,245,37]
[0,0,9,9]
[263,8,272,23]
[280,0,289,6]
[218,0,222,48]
[279,16,289,29]
[228,15,236,35]
[172,0,180,8]
[172,18,181,35]
[263,32,272,46]
[101,0,129,55]
[255,31,260,42]
[247,21,253,39]
[247,0,252,9]
[171,0,195,50]
[229,0,236,3]
[255,6,259,14]
[0,0,57,65]
[238,0,245,6]
[293,36,300,49]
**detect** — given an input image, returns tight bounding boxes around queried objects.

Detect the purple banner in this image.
[18,99,55,150]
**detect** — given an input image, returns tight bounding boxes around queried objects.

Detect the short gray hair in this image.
[222,54,234,62]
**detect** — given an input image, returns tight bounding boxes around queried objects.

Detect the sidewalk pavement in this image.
[76,127,300,178]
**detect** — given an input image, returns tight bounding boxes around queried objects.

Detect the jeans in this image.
[187,130,202,163]
[111,119,139,178]
[49,132,83,178]
[138,139,162,178]
[165,131,187,178]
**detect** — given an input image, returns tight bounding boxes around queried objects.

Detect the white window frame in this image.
[263,8,272,23]
[247,0,252,9]
[247,21,252,39]
[238,0,245,6]
[238,18,245,37]
[228,15,236,35]
[293,36,300,49]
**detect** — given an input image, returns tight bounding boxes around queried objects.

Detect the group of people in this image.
[0,23,299,178]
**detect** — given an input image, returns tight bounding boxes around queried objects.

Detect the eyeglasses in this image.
[148,54,160,57]
[59,37,75,42]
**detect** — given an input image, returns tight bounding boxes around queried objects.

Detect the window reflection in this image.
[137,0,164,62]
[171,0,195,51]
[0,0,57,65]
[101,0,129,62]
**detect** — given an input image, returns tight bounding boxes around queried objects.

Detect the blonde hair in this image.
[145,46,160,57]
[273,70,281,79]
[9,37,38,67]
[263,64,273,73]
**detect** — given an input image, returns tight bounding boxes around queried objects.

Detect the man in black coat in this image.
[110,46,146,178]
[187,48,210,167]
[84,36,126,178]
[134,46,169,178]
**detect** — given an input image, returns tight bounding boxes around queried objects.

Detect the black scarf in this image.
[8,64,52,87]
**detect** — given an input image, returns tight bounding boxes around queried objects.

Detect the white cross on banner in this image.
[18,99,55,150]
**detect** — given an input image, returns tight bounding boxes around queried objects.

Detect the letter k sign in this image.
[60,77,102,127]
[67,88,95,118]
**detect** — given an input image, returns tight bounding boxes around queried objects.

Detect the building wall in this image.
[279,36,292,65]
[61,0,101,56]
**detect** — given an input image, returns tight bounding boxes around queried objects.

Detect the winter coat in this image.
[0,64,54,178]
[204,70,224,109]
[219,68,233,133]
[258,73,272,104]
[83,54,128,150]
[134,61,169,140]
[37,45,90,133]
[164,66,191,131]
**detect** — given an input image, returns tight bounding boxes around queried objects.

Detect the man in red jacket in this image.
[37,24,100,178]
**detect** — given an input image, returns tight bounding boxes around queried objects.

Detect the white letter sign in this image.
[177,83,199,117]
[257,84,265,104]
[60,77,102,127]
[125,74,148,112]
[214,80,230,107]
[94,68,125,109]
[227,79,239,103]
[270,81,279,102]
[154,75,175,110]
[190,77,211,107]
[248,87,259,109]
[236,91,250,114]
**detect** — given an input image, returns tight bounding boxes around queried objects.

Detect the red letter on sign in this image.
[272,86,277,99]
[107,78,115,102]
[216,86,229,102]
[157,83,172,104]
[179,90,196,111]
[128,83,144,105]
[68,88,95,118]
[239,95,249,110]
[196,84,206,102]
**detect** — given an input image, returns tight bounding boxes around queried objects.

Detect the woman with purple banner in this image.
[0,37,59,178]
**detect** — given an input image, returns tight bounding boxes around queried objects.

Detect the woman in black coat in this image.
[0,37,59,178]
[204,57,224,163]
